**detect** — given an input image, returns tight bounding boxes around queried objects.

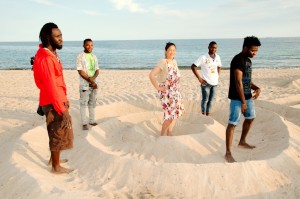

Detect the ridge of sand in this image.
[0,69,299,198]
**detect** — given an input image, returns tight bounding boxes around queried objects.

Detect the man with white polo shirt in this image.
[191,41,222,116]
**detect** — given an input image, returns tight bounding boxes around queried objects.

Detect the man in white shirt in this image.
[76,38,99,130]
[191,41,222,116]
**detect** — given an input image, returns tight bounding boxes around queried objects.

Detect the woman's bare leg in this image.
[161,119,172,136]
[167,120,176,136]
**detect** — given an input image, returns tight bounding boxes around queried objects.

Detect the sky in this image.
[0,0,300,42]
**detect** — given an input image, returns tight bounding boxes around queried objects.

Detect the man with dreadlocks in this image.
[33,22,74,174]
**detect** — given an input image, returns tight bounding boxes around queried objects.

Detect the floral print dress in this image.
[158,60,184,120]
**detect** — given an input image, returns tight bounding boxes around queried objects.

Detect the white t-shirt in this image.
[193,53,222,86]
[76,52,99,90]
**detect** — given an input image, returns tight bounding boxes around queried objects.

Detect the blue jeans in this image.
[80,88,97,125]
[201,83,217,114]
[228,99,256,125]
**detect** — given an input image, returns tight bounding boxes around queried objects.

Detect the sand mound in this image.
[1,69,300,198]
[4,99,298,198]
[288,78,300,89]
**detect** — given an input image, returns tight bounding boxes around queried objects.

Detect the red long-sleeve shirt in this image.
[33,44,68,115]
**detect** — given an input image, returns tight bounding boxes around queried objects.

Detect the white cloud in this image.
[31,0,97,16]
[31,0,67,9]
[279,0,300,8]
[31,0,54,6]
[81,10,101,16]
[111,0,146,13]
[150,5,185,18]
[110,1,186,18]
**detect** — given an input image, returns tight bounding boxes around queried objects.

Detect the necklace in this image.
[44,48,60,62]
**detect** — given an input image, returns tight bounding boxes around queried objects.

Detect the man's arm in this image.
[78,70,91,82]
[90,69,99,89]
[89,69,99,82]
[42,59,66,115]
[76,53,93,83]
[191,64,206,84]
[234,69,247,113]
[78,70,97,89]
[251,82,261,99]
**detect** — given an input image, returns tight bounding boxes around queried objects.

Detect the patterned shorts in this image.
[42,104,74,151]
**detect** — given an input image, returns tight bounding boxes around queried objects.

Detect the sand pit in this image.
[0,69,299,198]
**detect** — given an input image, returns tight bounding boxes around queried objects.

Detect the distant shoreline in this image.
[1,66,300,71]
[1,36,300,43]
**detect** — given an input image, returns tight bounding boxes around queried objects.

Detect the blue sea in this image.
[0,37,299,70]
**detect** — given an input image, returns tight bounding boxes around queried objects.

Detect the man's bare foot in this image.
[238,143,256,149]
[48,159,68,166]
[225,152,236,163]
[51,165,73,174]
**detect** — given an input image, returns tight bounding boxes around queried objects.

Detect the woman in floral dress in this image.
[149,42,184,136]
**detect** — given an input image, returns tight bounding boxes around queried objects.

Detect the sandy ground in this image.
[0,68,299,198]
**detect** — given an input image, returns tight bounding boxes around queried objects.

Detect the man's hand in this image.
[61,110,72,129]
[88,77,94,82]
[199,78,207,86]
[91,81,97,89]
[241,103,247,113]
[65,101,70,109]
[252,88,261,99]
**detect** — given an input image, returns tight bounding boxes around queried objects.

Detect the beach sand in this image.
[0,68,299,198]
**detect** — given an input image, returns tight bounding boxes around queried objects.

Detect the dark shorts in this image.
[42,104,73,151]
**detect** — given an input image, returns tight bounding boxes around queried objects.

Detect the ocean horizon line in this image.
[2,66,299,71]
[1,36,300,43]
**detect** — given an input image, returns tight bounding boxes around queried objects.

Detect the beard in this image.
[56,44,63,50]
[49,39,63,50]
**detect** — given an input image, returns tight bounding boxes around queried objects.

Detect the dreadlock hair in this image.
[243,36,261,48]
[39,22,58,48]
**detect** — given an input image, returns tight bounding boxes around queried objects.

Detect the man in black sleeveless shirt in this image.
[225,36,261,163]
